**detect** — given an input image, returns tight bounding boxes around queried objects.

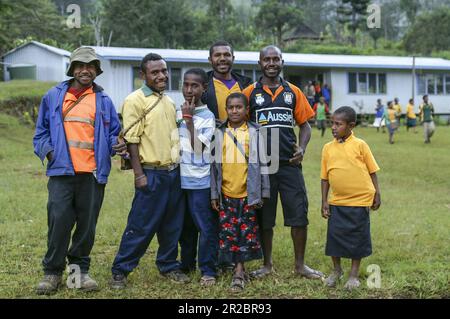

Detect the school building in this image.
[3,41,450,114]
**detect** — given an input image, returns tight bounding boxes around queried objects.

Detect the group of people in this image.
[304,81,331,108]
[373,96,436,144]
[33,41,381,295]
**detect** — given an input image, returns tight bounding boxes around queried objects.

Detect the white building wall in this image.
[330,69,450,114]
[3,45,66,82]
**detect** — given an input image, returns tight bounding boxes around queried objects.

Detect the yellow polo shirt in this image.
[321,133,380,207]
[121,85,179,166]
[222,122,249,198]
[213,78,242,121]
[394,103,402,114]
[406,103,416,119]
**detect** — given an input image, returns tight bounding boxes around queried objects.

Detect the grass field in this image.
[0,112,448,299]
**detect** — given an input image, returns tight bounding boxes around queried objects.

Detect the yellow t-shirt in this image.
[213,78,242,121]
[321,133,380,207]
[221,122,249,198]
[406,103,416,119]
[394,103,402,114]
[122,85,179,166]
[387,108,397,122]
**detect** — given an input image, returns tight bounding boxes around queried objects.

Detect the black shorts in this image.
[325,205,372,259]
[257,164,309,230]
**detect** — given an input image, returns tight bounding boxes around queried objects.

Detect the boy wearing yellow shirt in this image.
[321,106,381,290]
[406,98,417,133]
[211,92,270,292]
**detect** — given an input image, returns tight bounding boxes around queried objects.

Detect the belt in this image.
[142,163,179,171]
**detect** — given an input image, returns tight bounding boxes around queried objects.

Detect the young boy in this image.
[384,101,399,144]
[178,68,218,286]
[313,96,329,137]
[418,95,435,144]
[321,106,381,290]
[406,98,418,133]
[373,99,386,133]
[210,92,270,293]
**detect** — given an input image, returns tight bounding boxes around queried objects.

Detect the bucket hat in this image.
[66,47,103,77]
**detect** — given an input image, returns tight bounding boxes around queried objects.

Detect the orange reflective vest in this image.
[62,88,96,173]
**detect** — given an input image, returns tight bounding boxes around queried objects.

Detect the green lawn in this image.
[0,113,448,299]
[0,80,56,101]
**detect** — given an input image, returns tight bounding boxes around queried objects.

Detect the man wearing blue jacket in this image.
[33,47,125,295]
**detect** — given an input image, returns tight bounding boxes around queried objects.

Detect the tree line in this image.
[0,0,449,60]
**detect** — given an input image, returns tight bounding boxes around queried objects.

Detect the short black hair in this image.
[226,92,248,108]
[409,98,414,103]
[333,106,356,123]
[423,94,428,100]
[209,40,234,57]
[184,68,208,85]
[140,53,164,72]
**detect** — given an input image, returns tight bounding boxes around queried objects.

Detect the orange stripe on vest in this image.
[63,88,96,173]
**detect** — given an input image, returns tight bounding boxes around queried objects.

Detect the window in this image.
[427,76,435,95]
[358,73,368,94]
[348,72,386,94]
[378,74,386,94]
[446,76,450,94]
[368,73,377,94]
[418,75,426,95]
[418,73,450,95]
[349,73,357,93]
[169,68,181,91]
[436,74,444,95]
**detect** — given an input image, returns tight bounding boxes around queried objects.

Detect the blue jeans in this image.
[179,188,218,277]
[112,168,184,276]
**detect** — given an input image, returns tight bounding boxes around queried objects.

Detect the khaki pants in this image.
[423,121,435,141]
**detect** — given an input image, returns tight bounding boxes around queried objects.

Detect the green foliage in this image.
[0,80,56,126]
[403,8,450,55]
[256,0,303,47]
[102,0,196,48]
[0,0,449,60]
[337,0,370,45]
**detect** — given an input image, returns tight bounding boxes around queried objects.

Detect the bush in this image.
[0,96,42,126]
[0,80,56,126]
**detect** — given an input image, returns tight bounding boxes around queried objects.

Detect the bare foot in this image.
[325,270,344,287]
[296,265,325,280]
[344,277,361,290]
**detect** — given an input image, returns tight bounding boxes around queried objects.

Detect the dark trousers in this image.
[111,168,184,276]
[43,174,105,275]
[179,188,218,277]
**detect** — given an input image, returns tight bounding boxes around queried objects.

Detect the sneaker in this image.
[79,273,99,291]
[36,274,62,295]
[110,273,127,289]
[162,269,191,284]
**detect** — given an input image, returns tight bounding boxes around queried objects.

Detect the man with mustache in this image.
[33,47,125,294]
[203,41,253,125]
[243,46,324,280]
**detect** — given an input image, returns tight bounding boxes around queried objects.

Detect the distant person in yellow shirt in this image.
[393,98,402,127]
[384,101,399,144]
[321,106,381,290]
[405,98,418,133]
